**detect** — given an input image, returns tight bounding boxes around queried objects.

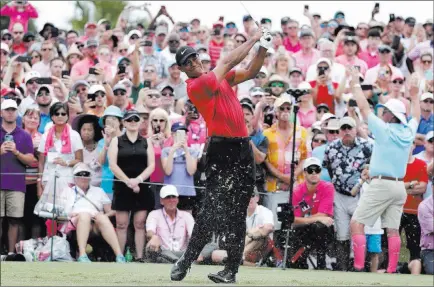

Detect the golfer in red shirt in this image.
[170,28,273,283]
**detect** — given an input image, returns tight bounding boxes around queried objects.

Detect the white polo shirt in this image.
[246,205,275,239]
[63,185,111,217]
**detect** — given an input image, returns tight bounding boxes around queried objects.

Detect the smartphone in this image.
[361,84,373,91]
[117,65,126,74]
[176,130,186,143]
[9,82,16,89]
[390,14,395,22]
[87,94,96,108]
[143,80,151,88]
[219,16,224,22]
[349,99,358,107]
[93,58,99,65]
[354,65,361,72]
[153,126,161,134]
[89,67,97,75]
[304,5,309,10]
[17,56,31,63]
[375,3,380,10]
[4,134,14,142]
[140,40,153,47]
[61,70,70,78]
[36,78,52,85]
[318,69,325,76]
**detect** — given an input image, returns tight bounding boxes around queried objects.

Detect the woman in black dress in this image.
[108,110,155,261]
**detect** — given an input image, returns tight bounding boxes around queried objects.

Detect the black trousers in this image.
[400,213,421,261]
[182,137,255,273]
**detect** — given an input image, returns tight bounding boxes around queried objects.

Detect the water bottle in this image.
[326,81,335,95]
[125,247,133,263]
[350,179,364,197]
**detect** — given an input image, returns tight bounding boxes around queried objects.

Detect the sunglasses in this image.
[255,74,266,79]
[27,79,37,85]
[125,117,140,123]
[198,30,206,34]
[76,88,87,93]
[144,69,155,73]
[271,82,285,88]
[169,40,180,44]
[148,94,160,99]
[75,171,90,177]
[119,49,127,53]
[2,36,12,41]
[328,130,339,134]
[428,138,434,143]
[379,49,391,54]
[305,166,321,174]
[236,39,246,44]
[320,23,327,28]
[423,99,434,104]
[31,55,40,59]
[226,24,236,29]
[340,125,353,131]
[42,48,52,52]
[130,35,139,40]
[37,92,50,97]
[152,119,166,123]
[279,106,291,111]
[76,44,84,49]
[1,50,8,56]
[392,79,404,84]
[421,60,432,64]
[313,139,327,144]
[162,92,174,97]
[54,112,67,117]
[95,92,105,98]
[114,91,126,96]
[317,108,329,113]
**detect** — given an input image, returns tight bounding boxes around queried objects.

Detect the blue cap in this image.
[99,105,124,127]
[171,122,188,133]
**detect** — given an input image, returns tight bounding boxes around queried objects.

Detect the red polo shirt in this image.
[186,71,247,138]
[309,81,339,114]
[403,158,428,215]
[208,39,224,68]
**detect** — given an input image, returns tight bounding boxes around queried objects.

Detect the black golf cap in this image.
[176,46,198,66]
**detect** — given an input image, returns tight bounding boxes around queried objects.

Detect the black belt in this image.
[371,176,404,182]
[209,136,250,144]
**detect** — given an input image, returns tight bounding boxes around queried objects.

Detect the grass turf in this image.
[1,262,432,286]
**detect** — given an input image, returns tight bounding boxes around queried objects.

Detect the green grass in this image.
[1,262,432,286]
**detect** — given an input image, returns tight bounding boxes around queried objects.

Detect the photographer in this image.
[208,21,225,68]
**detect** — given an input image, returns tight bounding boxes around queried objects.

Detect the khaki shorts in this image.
[0,190,25,218]
[352,179,406,230]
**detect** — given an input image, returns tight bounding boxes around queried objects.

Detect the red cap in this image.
[1,88,17,97]
[85,22,97,29]
[212,21,224,28]
[391,70,405,81]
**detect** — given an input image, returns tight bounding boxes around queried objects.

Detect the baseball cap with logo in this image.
[274,95,292,109]
[25,71,41,84]
[1,99,18,110]
[171,122,188,133]
[420,92,434,102]
[303,157,322,169]
[324,118,340,130]
[85,38,98,48]
[176,46,198,66]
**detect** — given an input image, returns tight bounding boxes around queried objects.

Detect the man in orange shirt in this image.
[400,142,428,274]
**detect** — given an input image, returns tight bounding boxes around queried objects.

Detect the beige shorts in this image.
[352,179,406,230]
[0,190,25,218]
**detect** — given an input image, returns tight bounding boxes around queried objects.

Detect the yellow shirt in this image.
[263,124,308,192]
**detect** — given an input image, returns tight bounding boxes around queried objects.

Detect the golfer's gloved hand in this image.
[259,29,273,50]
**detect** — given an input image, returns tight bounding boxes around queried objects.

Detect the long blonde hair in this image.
[147,108,171,138]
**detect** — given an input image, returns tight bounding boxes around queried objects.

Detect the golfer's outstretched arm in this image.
[213,29,262,84]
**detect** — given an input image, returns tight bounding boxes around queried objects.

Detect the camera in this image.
[287,88,309,101]
[277,203,294,230]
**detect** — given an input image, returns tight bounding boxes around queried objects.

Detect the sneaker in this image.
[116,255,126,263]
[170,255,190,281]
[77,255,92,263]
[208,269,236,284]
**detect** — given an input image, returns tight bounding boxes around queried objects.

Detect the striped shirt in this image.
[208,39,224,68]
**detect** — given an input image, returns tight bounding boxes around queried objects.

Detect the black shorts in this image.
[112,182,154,212]
[178,195,196,210]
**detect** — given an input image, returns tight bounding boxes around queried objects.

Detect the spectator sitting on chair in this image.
[289,157,335,270]
[63,163,126,263]
[145,185,195,263]
[418,195,434,275]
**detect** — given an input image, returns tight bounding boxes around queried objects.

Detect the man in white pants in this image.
[349,68,420,273]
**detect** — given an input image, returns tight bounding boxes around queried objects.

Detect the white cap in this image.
[160,185,179,198]
[199,53,211,62]
[339,116,356,128]
[311,121,322,131]
[1,99,18,110]
[303,157,322,169]
[420,92,433,102]
[88,84,105,94]
[324,118,340,130]
[0,42,9,54]
[316,57,332,67]
[320,112,336,124]
[273,95,292,109]
[73,163,92,175]
[259,66,269,77]
[426,131,434,141]
[298,81,312,90]
[24,71,41,83]
[127,29,142,39]
[377,98,407,124]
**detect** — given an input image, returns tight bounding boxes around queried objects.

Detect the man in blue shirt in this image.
[413,92,433,155]
[35,85,53,134]
[348,67,420,274]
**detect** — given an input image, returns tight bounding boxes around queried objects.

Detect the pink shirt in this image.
[150,145,164,183]
[358,50,381,69]
[297,106,316,129]
[146,208,195,251]
[0,4,38,33]
[178,116,207,147]
[293,49,321,76]
[292,181,335,217]
[335,55,369,75]
[283,37,301,53]
[70,57,113,81]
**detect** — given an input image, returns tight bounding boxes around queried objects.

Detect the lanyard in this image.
[162,209,177,238]
[248,213,257,230]
[72,187,83,208]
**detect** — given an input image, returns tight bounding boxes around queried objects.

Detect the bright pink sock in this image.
[352,234,366,270]
[387,235,401,273]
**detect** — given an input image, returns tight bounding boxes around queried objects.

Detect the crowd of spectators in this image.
[0,0,433,275]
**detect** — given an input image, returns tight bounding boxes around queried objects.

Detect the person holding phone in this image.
[84,84,106,117]
[108,110,155,262]
[161,122,199,213]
